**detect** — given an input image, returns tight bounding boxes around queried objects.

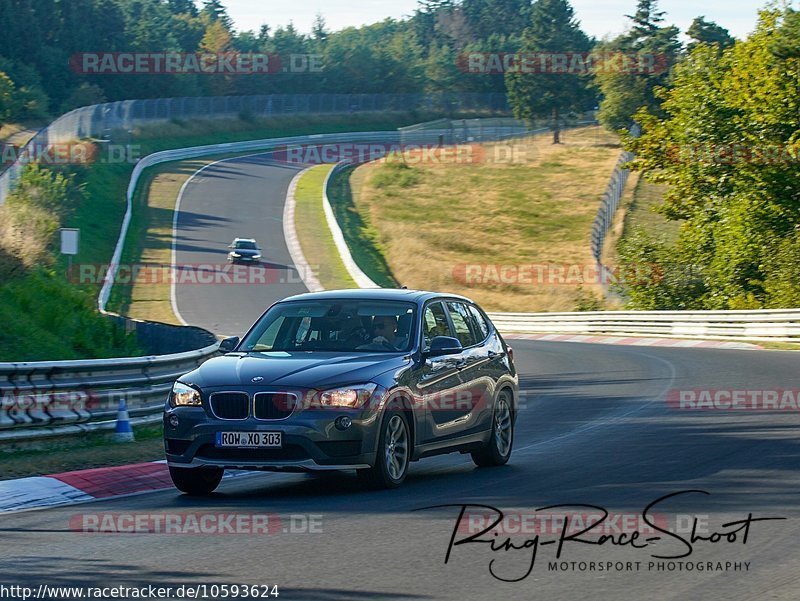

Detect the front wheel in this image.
[471,392,513,467]
[358,411,410,489]
[169,466,224,495]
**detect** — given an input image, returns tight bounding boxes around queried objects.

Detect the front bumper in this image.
[164,406,380,472]
[228,254,260,263]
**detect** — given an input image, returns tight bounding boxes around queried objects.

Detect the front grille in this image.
[209,392,249,420]
[197,444,309,462]
[254,392,296,420]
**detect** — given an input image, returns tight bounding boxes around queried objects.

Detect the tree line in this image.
[0,0,729,129]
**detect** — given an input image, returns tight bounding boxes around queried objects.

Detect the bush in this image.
[370,161,420,189]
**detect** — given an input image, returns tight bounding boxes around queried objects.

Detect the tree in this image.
[200,0,233,30]
[167,0,199,17]
[621,9,800,309]
[0,71,16,124]
[505,0,594,143]
[312,13,329,43]
[461,0,532,40]
[687,17,735,52]
[59,82,106,113]
[595,0,681,131]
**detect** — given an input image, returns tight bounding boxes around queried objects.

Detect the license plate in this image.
[216,431,282,448]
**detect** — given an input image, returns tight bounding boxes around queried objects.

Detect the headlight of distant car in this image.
[230,252,241,258]
[318,383,382,408]
[170,382,202,407]
[253,254,261,259]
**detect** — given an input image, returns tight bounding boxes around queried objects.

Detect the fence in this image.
[590,123,641,267]
[0,342,219,443]
[0,92,511,205]
[487,310,800,343]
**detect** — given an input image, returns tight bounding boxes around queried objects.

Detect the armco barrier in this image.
[0,342,219,442]
[487,310,800,343]
[0,92,511,205]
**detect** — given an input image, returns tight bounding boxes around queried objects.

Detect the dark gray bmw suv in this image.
[164,289,518,494]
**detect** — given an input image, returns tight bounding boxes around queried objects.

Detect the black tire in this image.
[358,410,410,489]
[471,391,514,467]
[169,466,224,495]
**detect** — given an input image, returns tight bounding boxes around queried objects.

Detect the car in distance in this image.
[164,289,518,494]
[227,238,261,263]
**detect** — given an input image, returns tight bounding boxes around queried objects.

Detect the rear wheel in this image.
[471,392,513,467]
[169,466,223,495]
[358,410,410,489]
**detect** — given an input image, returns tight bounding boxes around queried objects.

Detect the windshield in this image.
[234,241,258,250]
[240,300,417,353]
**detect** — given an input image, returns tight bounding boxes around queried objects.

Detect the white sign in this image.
[60,228,79,256]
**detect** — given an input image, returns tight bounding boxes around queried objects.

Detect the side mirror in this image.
[219,336,240,353]
[426,336,463,357]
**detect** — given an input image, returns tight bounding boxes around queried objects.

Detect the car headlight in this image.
[230,252,241,258]
[318,383,380,408]
[170,381,202,407]
[253,254,261,259]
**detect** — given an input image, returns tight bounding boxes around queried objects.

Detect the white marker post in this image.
[60,228,79,274]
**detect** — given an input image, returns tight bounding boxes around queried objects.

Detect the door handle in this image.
[455,359,467,369]
[487,350,501,359]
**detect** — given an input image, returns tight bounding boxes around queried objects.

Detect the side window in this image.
[423,302,451,350]
[468,304,490,341]
[446,302,478,348]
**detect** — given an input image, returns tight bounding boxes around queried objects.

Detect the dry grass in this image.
[351,126,622,312]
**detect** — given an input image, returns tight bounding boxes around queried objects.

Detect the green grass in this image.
[0,424,165,480]
[294,165,358,290]
[327,165,397,288]
[618,175,679,245]
[0,269,140,361]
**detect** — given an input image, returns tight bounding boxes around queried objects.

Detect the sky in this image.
[220,1,772,40]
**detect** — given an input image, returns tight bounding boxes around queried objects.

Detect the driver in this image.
[371,315,398,347]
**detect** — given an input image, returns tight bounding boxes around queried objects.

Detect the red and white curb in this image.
[0,461,251,513]
[505,333,762,350]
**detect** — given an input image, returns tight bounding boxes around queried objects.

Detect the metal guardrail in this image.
[0,342,219,442]
[0,92,511,205]
[487,310,800,342]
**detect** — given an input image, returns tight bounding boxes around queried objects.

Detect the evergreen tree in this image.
[506,0,593,143]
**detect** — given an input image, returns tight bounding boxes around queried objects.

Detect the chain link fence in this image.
[591,123,641,274]
[0,92,511,205]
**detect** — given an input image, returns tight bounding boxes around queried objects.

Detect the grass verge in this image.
[295,165,358,290]
[0,424,164,480]
[349,126,621,312]
[329,165,397,287]
[616,175,678,246]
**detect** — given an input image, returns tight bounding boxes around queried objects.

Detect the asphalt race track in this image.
[2,155,799,600]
